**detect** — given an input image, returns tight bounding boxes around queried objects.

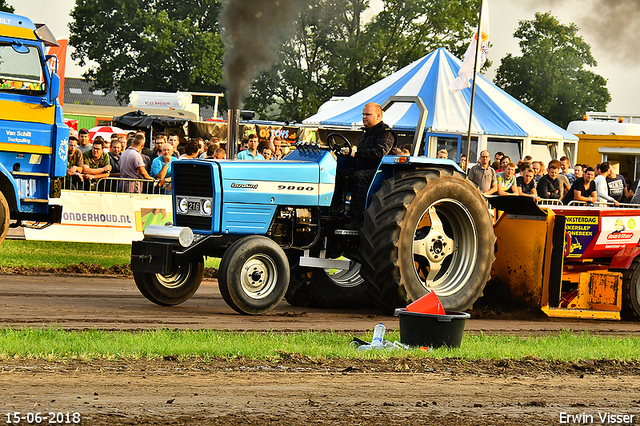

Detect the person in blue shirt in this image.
[150,143,177,192]
[237,134,265,160]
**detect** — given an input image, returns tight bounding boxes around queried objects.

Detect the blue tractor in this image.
[131,97,495,314]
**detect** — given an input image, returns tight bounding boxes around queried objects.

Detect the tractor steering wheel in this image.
[327,132,352,158]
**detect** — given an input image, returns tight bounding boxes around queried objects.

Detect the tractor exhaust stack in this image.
[227,108,240,160]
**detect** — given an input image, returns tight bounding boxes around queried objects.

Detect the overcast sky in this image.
[13,0,640,115]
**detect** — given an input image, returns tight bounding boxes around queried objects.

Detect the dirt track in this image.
[1,274,640,425]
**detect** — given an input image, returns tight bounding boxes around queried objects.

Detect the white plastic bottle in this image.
[371,323,385,346]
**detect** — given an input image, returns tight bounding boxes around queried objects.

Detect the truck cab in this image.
[0,12,68,244]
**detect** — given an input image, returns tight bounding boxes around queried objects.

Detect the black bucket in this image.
[394,308,470,348]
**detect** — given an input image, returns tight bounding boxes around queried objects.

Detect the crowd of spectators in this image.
[64,127,296,193]
[467,149,638,205]
[64,126,640,206]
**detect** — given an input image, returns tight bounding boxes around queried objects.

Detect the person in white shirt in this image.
[594,162,619,206]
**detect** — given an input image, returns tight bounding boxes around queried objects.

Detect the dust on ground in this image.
[1,273,640,425]
[3,357,640,426]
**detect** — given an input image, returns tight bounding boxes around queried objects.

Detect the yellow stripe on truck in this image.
[0,142,52,154]
[0,24,36,40]
[0,100,55,125]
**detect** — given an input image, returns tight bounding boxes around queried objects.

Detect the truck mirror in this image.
[48,71,60,105]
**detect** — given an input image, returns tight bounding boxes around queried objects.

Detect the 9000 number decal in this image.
[278,185,314,191]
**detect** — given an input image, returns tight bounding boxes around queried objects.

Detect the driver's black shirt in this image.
[355,121,396,170]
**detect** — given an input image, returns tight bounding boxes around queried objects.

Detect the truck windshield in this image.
[0,42,45,96]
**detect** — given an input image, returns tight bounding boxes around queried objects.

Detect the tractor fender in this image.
[610,247,640,270]
[367,156,463,208]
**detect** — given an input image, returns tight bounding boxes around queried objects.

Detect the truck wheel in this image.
[219,235,290,315]
[286,260,373,309]
[0,192,8,246]
[133,261,204,306]
[360,168,495,314]
[621,260,640,320]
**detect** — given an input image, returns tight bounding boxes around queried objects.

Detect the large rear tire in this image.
[0,192,9,246]
[360,168,495,314]
[286,260,373,309]
[219,235,290,315]
[133,261,204,306]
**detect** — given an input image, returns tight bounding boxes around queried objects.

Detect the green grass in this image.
[0,240,220,269]
[0,328,638,362]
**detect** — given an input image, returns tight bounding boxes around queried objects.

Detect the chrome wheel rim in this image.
[411,198,478,296]
[240,254,278,300]
[324,260,363,288]
[156,263,192,289]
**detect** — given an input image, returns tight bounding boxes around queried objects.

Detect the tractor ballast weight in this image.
[131,96,496,315]
[490,196,640,320]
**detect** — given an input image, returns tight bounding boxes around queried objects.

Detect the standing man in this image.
[237,134,265,160]
[108,139,122,177]
[333,102,396,226]
[269,135,284,160]
[537,162,562,200]
[168,133,181,158]
[66,135,84,189]
[559,156,575,185]
[594,162,619,206]
[77,128,92,154]
[606,164,627,203]
[150,143,176,192]
[82,138,111,183]
[467,150,497,196]
[517,167,540,201]
[119,134,152,193]
[563,166,597,205]
[496,162,520,195]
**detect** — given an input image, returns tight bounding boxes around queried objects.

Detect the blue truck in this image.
[0,12,68,245]
[131,97,495,314]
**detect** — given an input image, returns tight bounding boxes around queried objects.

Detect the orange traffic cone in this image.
[406,291,445,315]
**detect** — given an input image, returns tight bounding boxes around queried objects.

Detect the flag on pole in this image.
[449,1,490,93]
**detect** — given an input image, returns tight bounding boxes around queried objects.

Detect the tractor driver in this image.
[333,102,396,227]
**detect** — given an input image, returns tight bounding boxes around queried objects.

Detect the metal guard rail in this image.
[62,176,170,195]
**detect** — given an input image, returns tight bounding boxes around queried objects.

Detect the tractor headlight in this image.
[177,197,188,213]
[202,199,212,216]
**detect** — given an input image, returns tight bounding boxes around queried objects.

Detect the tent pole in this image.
[465,0,485,172]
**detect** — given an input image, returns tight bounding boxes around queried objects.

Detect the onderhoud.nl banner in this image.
[24,191,172,244]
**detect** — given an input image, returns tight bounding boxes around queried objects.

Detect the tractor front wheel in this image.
[219,235,290,315]
[133,261,204,306]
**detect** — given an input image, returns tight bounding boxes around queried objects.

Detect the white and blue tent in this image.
[303,47,578,163]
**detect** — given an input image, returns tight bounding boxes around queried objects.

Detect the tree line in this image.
[59,0,611,128]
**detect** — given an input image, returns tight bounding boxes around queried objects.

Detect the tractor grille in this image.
[173,162,214,231]
[173,162,214,196]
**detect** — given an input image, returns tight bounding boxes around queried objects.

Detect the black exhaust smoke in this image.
[219,0,308,109]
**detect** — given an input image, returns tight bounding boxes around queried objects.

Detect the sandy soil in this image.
[1,273,639,425]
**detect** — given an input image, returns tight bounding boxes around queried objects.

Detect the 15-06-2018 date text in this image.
[5,412,81,424]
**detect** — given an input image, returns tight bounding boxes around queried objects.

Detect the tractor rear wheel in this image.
[621,259,640,320]
[218,235,290,315]
[360,168,495,314]
[286,260,373,309]
[0,191,9,246]
[133,261,204,306]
